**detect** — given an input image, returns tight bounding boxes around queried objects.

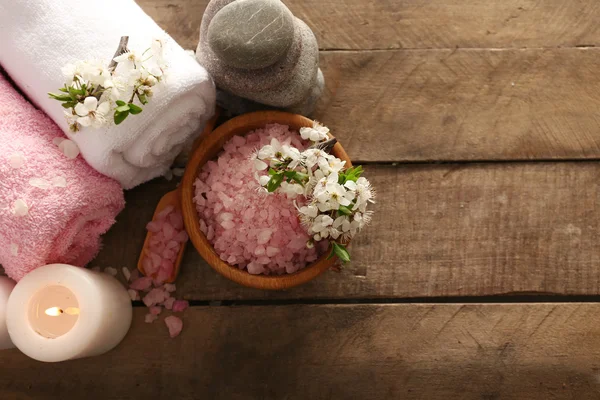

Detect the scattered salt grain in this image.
[12,199,29,217]
[58,139,80,159]
[130,276,153,291]
[172,300,189,312]
[145,313,158,323]
[128,289,139,301]
[122,267,131,282]
[29,178,50,189]
[163,283,176,293]
[164,169,173,181]
[10,243,18,256]
[104,267,118,276]
[149,306,162,316]
[51,176,67,188]
[8,153,25,169]
[163,297,176,310]
[143,287,167,307]
[164,316,183,338]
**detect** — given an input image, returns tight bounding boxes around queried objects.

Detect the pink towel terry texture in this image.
[0,72,125,281]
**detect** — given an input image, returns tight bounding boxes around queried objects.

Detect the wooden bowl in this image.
[181,111,352,290]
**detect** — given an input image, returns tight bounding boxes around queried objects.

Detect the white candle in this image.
[6,264,132,362]
[0,277,16,350]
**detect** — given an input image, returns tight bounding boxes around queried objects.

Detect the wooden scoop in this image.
[137,111,220,282]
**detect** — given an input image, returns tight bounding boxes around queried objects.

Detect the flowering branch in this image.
[48,37,168,132]
[108,36,130,73]
[253,122,375,263]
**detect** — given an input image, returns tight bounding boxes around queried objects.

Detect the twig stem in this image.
[108,36,130,73]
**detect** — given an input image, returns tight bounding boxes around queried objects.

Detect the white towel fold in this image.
[0,0,215,189]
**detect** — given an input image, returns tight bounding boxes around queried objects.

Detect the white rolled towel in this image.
[0,0,215,189]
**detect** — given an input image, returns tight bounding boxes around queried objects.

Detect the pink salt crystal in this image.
[145,314,158,323]
[164,316,183,338]
[162,249,175,260]
[231,135,246,146]
[221,220,235,230]
[162,223,176,240]
[207,226,214,240]
[130,277,153,291]
[172,300,189,312]
[174,231,189,243]
[247,262,265,275]
[164,297,176,310]
[127,289,139,301]
[257,229,272,245]
[143,288,167,307]
[156,205,174,220]
[256,256,270,265]
[164,283,176,293]
[146,221,161,233]
[149,306,162,316]
[142,257,154,274]
[266,246,280,257]
[199,219,208,234]
[166,240,179,250]
[254,246,266,256]
[168,212,183,230]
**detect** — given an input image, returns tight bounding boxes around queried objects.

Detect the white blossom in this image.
[74,97,110,128]
[300,121,330,142]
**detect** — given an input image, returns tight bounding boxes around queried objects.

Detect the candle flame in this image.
[44,307,62,316]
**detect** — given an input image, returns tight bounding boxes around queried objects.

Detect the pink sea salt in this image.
[193,123,324,275]
[130,277,153,291]
[164,316,183,338]
[141,208,188,285]
[172,300,189,312]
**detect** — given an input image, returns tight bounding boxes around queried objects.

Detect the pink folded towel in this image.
[0,72,125,281]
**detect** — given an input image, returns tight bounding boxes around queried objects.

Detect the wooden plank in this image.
[97,163,600,300]
[137,0,600,50]
[2,303,600,399]
[317,48,600,162]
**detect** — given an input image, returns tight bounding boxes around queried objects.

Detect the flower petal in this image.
[83,96,98,111]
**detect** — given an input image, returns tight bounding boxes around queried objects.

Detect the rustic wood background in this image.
[3,1,600,399]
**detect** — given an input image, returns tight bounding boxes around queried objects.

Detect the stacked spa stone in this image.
[196,0,324,115]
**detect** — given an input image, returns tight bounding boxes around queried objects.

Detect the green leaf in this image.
[332,243,351,263]
[114,110,130,125]
[116,105,130,113]
[138,93,148,105]
[48,93,73,101]
[59,87,69,93]
[268,168,277,176]
[61,102,76,109]
[115,100,126,106]
[267,173,284,192]
[338,205,352,216]
[344,166,364,183]
[128,103,143,114]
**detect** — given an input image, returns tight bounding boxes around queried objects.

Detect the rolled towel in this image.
[0,72,125,281]
[0,0,216,189]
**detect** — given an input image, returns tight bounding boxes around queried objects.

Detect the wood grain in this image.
[137,0,600,50]
[317,48,600,162]
[2,303,600,400]
[96,163,600,300]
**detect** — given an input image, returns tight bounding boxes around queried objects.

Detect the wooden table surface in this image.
[4,1,600,399]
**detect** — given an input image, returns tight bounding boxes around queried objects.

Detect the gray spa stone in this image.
[207,0,295,70]
[237,18,319,107]
[196,0,325,110]
[287,68,324,115]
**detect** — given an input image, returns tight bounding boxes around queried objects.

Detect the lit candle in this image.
[6,264,132,362]
[0,276,16,350]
